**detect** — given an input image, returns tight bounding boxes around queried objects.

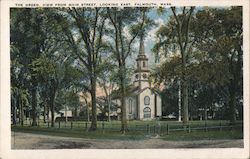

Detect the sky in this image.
[127,8,171,69]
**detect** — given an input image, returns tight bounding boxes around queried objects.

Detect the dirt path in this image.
[11,132,243,149]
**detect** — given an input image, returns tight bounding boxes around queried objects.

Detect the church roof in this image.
[132,87,161,96]
[110,85,140,100]
[110,86,161,100]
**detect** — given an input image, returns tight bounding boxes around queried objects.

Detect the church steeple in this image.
[139,35,145,55]
[134,35,150,89]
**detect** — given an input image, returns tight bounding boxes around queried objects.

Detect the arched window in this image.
[143,61,146,67]
[143,107,151,118]
[129,99,132,114]
[144,96,150,105]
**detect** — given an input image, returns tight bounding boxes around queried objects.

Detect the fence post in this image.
[59,121,61,129]
[85,122,88,129]
[188,124,191,133]
[48,122,49,128]
[71,122,73,129]
[153,125,156,134]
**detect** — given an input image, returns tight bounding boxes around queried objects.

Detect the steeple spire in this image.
[134,33,150,89]
[139,34,145,55]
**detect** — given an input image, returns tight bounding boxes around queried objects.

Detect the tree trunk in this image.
[65,106,68,122]
[17,94,21,124]
[47,101,50,121]
[108,98,111,122]
[50,81,57,127]
[43,102,46,123]
[228,48,242,124]
[229,80,236,124]
[12,97,17,125]
[182,79,189,124]
[87,103,90,122]
[204,105,208,121]
[103,83,111,122]
[171,7,194,126]
[31,85,37,126]
[50,93,55,127]
[120,74,128,133]
[74,107,77,117]
[89,76,97,131]
[20,100,24,126]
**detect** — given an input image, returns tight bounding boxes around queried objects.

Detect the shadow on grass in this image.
[11,126,147,141]
[160,129,243,141]
[12,125,243,141]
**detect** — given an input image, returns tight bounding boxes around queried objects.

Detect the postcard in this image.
[0,0,249,159]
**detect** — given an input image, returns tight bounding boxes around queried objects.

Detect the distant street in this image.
[11,132,243,149]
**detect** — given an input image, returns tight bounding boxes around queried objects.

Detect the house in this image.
[112,36,162,120]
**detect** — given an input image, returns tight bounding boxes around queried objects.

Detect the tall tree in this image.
[191,7,243,123]
[10,8,49,126]
[107,8,148,133]
[153,7,195,124]
[55,8,108,130]
[153,7,242,123]
[31,55,61,127]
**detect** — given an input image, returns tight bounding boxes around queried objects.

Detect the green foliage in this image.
[152,7,243,121]
[64,90,81,108]
[151,55,182,84]
[30,56,57,79]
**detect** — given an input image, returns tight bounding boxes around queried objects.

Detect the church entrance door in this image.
[143,107,151,118]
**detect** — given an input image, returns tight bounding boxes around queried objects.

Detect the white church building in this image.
[112,37,162,120]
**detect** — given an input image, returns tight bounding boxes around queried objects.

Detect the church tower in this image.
[134,35,150,90]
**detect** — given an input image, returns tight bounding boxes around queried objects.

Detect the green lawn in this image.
[22,119,238,129]
[12,126,146,140]
[12,120,243,141]
[160,129,243,141]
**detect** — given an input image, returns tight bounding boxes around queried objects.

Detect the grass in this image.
[160,129,243,141]
[15,120,243,131]
[12,120,243,141]
[22,119,238,129]
[11,126,147,140]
